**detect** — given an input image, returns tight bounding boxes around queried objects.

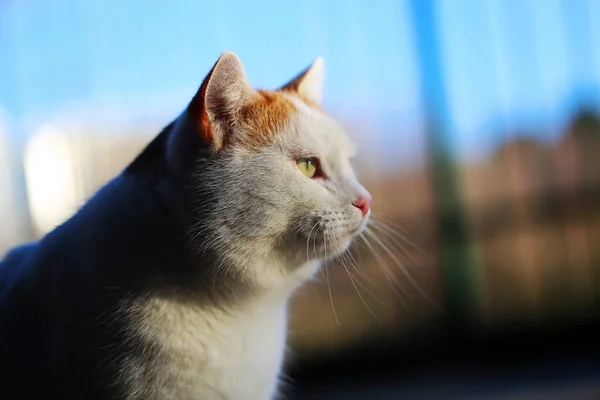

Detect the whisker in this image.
[342,246,377,287]
[370,216,429,257]
[312,223,320,262]
[322,227,339,326]
[360,232,413,308]
[369,213,413,235]
[337,254,382,324]
[306,220,320,261]
[368,222,424,277]
[324,262,340,326]
[337,251,391,308]
[365,227,440,311]
[330,230,390,317]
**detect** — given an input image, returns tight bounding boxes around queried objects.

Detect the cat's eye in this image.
[296,157,319,178]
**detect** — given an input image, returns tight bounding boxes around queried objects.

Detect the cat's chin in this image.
[325,222,368,256]
[317,235,356,259]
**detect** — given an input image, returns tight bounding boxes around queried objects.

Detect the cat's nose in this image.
[352,194,372,217]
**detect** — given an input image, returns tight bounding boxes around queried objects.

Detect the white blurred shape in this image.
[0,109,21,251]
[24,125,78,235]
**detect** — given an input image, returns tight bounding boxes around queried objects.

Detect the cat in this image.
[0,52,372,400]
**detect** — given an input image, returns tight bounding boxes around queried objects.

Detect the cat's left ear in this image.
[166,52,256,170]
[187,51,258,152]
[279,57,324,106]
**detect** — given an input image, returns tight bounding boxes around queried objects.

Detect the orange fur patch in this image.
[235,90,296,150]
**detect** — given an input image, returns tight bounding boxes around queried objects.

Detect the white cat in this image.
[0,52,372,400]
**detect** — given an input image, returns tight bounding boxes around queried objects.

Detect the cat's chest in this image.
[125,298,288,400]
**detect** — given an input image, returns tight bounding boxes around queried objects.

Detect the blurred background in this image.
[2,0,600,398]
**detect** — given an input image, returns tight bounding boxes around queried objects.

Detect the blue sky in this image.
[1,0,599,162]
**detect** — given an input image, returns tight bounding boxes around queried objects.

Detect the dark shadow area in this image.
[288,315,600,399]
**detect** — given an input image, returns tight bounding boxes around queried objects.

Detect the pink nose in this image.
[352,194,372,217]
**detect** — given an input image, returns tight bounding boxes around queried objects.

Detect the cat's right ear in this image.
[279,57,324,106]
[187,52,257,152]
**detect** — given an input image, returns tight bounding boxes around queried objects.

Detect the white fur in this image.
[124,261,320,400]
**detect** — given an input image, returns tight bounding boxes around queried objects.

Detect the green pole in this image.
[408,0,479,333]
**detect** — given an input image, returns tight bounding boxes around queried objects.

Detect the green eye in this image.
[297,158,318,178]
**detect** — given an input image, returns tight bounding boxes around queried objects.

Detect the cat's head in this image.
[169,52,371,288]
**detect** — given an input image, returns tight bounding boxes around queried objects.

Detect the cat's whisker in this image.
[323,259,340,326]
[364,226,418,290]
[333,240,382,324]
[369,213,413,235]
[364,227,440,311]
[359,231,412,308]
[367,221,423,276]
[350,239,374,290]
[337,249,390,308]
[369,216,428,258]
[322,227,340,326]
[351,250,376,286]
[327,230,389,316]
[342,245,376,287]
[312,225,320,262]
[305,220,320,262]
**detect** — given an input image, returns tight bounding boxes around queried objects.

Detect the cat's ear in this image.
[279,57,324,106]
[188,51,257,151]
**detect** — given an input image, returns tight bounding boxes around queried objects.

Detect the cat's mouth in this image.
[331,218,370,254]
[343,215,369,240]
[294,213,369,259]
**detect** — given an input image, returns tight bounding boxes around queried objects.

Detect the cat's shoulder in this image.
[1,241,38,264]
[0,242,38,287]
